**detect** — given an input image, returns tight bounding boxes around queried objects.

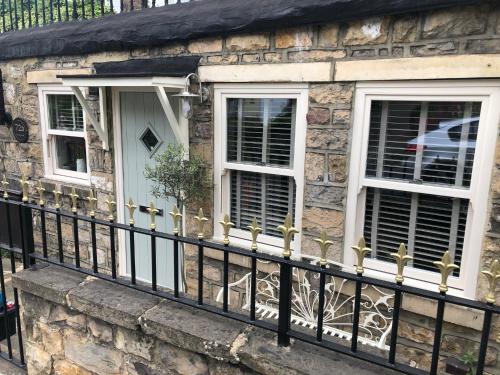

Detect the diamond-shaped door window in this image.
[139,124,163,157]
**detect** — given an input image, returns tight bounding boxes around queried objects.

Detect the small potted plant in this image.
[144,143,209,236]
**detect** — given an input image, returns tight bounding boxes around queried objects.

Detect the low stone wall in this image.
[12,265,402,375]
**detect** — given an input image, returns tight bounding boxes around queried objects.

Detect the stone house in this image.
[0,0,499,374]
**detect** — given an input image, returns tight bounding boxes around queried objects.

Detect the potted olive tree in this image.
[144,143,209,236]
[145,144,209,293]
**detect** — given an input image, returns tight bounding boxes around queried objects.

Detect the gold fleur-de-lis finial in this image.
[481,260,500,304]
[169,206,182,235]
[247,217,262,252]
[36,181,46,206]
[219,214,234,246]
[277,213,298,258]
[1,175,8,199]
[194,208,208,240]
[53,188,62,209]
[433,251,459,293]
[125,198,137,225]
[105,197,116,221]
[351,237,371,274]
[390,243,413,284]
[314,231,333,266]
[147,201,159,230]
[20,174,29,202]
[69,188,79,213]
[87,189,97,217]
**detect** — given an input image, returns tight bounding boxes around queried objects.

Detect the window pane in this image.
[227,98,295,168]
[366,100,481,188]
[48,95,84,131]
[230,170,296,237]
[364,187,467,275]
[55,136,87,173]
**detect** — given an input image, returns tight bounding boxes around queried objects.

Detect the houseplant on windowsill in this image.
[145,143,210,291]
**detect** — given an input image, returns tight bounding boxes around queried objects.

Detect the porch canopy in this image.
[57,56,201,150]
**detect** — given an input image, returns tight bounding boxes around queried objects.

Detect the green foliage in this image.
[0,0,113,32]
[144,143,209,213]
[460,350,477,375]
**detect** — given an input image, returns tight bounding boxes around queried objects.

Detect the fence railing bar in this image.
[49,0,53,23]
[7,0,13,30]
[40,210,48,258]
[72,212,80,268]
[41,0,46,25]
[316,266,326,342]
[223,245,229,312]
[34,0,39,26]
[64,0,69,20]
[0,248,13,359]
[129,224,136,285]
[27,0,31,27]
[57,0,61,22]
[173,234,179,298]
[12,0,17,29]
[81,0,85,18]
[55,208,63,263]
[110,220,117,279]
[2,0,6,33]
[197,240,203,305]
[20,0,24,29]
[91,217,98,273]
[109,0,113,14]
[350,273,362,352]
[250,256,256,321]
[72,0,76,19]
[151,230,157,291]
[277,255,292,346]
[475,306,493,375]
[99,0,104,15]
[429,293,446,375]
[388,285,403,364]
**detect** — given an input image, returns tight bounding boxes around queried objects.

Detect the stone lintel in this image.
[334,54,500,81]
[26,68,92,84]
[13,266,399,374]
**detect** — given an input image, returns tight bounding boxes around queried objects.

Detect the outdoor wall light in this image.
[173,73,208,119]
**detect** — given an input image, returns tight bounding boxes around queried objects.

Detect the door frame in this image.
[112,86,187,278]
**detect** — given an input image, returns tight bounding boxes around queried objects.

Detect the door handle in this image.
[139,205,164,217]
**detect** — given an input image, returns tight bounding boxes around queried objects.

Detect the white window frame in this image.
[344,80,500,298]
[38,84,91,185]
[214,84,308,256]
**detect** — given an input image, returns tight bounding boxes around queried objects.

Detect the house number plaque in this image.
[12,118,28,143]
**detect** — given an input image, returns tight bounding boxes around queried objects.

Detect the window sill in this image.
[41,174,91,187]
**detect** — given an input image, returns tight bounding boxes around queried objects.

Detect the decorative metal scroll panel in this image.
[217,264,394,350]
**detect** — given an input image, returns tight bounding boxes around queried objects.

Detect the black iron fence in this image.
[0,0,192,33]
[0,178,499,375]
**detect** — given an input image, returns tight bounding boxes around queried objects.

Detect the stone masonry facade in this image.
[0,1,499,374]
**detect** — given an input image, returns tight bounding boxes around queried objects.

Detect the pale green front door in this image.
[121,91,177,288]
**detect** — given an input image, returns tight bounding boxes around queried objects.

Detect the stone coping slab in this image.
[12,265,399,374]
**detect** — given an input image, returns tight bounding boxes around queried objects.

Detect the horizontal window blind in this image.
[48,94,84,131]
[227,98,295,168]
[364,187,467,275]
[230,171,296,237]
[366,100,481,188]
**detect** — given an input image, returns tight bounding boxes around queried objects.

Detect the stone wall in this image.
[13,265,404,375]
[0,2,499,373]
